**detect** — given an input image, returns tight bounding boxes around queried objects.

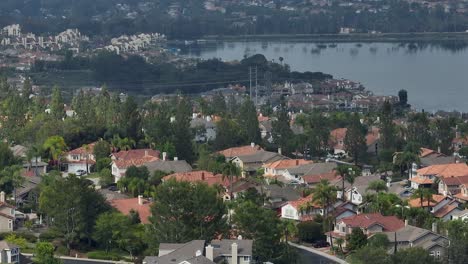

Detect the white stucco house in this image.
[64,142,97,174]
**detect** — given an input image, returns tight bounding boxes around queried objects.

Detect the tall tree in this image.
[239,99,261,144]
[120,96,142,140]
[39,175,110,249]
[50,86,64,120]
[407,113,433,147]
[148,180,226,249]
[214,118,245,150]
[43,136,67,169]
[379,101,397,151]
[398,89,408,106]
[93,140,111,160]
[434,118,454,155]
[272,99,293,154]
[312,179,337,249]
[344,114,367,164]
[172,97,194,163]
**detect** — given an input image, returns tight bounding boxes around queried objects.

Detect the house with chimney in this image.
[263,159,312,178]
[231,150,285,176]
[409,163,468,190]
[217,144,263,160]
[329,127,381,156]
[109,195,151,224]
[144,152,192,175]
[111,149,160,182]
[326,213,404,247]
[0,240,20,264]
[0,192,15,233]
[408,194,462,221]
[143,239,253,264]
[384,224,449,259]
[64,142,97,174]
[280,162,337,184]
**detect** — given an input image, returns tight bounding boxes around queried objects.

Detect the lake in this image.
[180,40,468,112]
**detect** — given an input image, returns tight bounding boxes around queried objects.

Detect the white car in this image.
[76,170,87,176]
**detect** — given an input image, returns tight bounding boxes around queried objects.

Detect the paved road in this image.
[291,242,347,264]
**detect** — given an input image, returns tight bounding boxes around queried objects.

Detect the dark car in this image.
[313,240,330,248]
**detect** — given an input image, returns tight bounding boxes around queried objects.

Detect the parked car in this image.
[76,170,87,176]
[313,240,330,248]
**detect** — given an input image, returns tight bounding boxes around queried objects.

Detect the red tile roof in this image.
[417,163,468,178]
[263,159,312,170]
[67,142,97,155]
[420,148,437,158]
[163,170,233,187]
[217,145,263,158]
[408,194,446,208]
[303,172,340,184]
[339,213,404,232]
[409,177,434,185]
[330,128,347,150]
[433,204,458,218]
[287,194,321,210]
[112,149,160,169]
[110,198,151,224]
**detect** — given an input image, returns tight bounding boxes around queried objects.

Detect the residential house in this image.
[281,194,324,221]
[387,180,413,199]
[329,127,380,156]
[15,171,41,207]
[408,194,462,221]
[111,149,160,182]
[281,162,337,184]
[438,175,468,197]
[64,142,97,174]
[0,240,20,264]
[0,192,15,233]
[418,148,455,167]
[10,145,47,175]
[231,150,285,176]
[144,154,192,174]
[256,184,301,210]
[302,172,339,188]
[207,239,253,264]
[454,182,468,202]
[259,120,273,143]
[110,196,151,224]
[143,240,211,264]
[452,209,468,220]
[327,213,404,247]
[217,144,263,160]
[384,224,450,259]
[409,163,468,190]
[332,202,358,222]
[332,175,383,205]
[263,159,311,178]
[452,135,468,153]
[191,115,217,142]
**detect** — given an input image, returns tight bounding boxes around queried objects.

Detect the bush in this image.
[39,230,62,242]
[297,221,324,243]
[15,231,37,243]
[56,245,69,256]
[0,232,12,240]
[87,250,122,261]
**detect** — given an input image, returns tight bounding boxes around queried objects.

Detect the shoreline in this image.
[198,32,468,43]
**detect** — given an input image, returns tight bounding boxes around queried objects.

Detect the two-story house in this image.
[263,159,311,179]
[0,240,20,264]
[332,175,383,205]
[281,162,337,184]
[438,175,468,196]
[329,127,381,156]
[409,163,468,190]
[231,150,285,176]
[207,239,253,264]
[111,149,160,182]
[0,192,15,233]
[190,115,217,143]
[327,213,404,247]
[408,194,462,221]
[281,194,324,221]
[217,144,263,160]
[454,182,468,203]
[64,142,97,174]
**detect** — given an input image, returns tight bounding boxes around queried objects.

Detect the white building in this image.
[0,240,20,264]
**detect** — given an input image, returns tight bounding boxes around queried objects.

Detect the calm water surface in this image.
[181,41,468,112]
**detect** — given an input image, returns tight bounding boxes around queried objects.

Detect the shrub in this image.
[297,221,324,243]
[15,231,37,243]
[87,250,122,261]
[39,230,62,242]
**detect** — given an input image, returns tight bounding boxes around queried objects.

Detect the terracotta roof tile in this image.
[408,194,446,208]
[67,142,97,155]
[112,149,160,169]
[420,148,437,158]
[263,159,312,170]
[409,177,434,185]
[339,213,404,232]
[163,170,233,187]
[110,198,151,224]
[303,172,340,184]
[440,175,468,186]
[433,204,458,218]
[217,145,263,158]
[287,194,321,210]
[417,163,468,178]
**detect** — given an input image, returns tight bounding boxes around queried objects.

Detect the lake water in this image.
[180,41,468,112]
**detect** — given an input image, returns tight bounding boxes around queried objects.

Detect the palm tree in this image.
[336,165,360,202]
[43,136,67,170]
[367,180,388,193]
[411,188,432,208]
[312,179,338,249]
[222,161,241,199]
[336,237,344,253]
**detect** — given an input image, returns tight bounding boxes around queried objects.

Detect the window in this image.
[8,220,12,229]
[243,256,250,261]
[436,251,441,258]
[341,226,345,232]
[430,251,435,257]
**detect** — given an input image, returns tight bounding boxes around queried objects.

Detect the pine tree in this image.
[50,86,64,120]
[379,101,396,151]
[172,97,194,163]
[344,114,367,164]
[239,99,261,144]
[272,99,293,154]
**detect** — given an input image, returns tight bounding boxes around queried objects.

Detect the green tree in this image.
[0,143,16,170]
[148,180,227,248]
[433,118,454,155]
[392,247,441,264]
[239,99,261,144]
[43,136,67,169]
[312,179,337,248]
[366,180,388,193]
[99,168,114,186]
[120,96,142,140]
[93,212,133,252]
[407,113,433,147]
[233,201,293,263]
[211,92,227,116]
[398,89,408,106]
[93,140,111,160]
[39,175,110,250]
[446,220,468,264]
[349,246,390,264]
[346,228,367,251]
[214,118,246,150]
[22,78,33,98]
[50,86,65,120]
[172,97,195,163]
[35,242,62,264]
[344,114,367,164]
[297,221,324,243]
[379,101,397,152]
[272,99,293,155]
[221,161,241,198]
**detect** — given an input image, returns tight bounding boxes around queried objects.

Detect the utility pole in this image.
[255,66,258,106]
[249,67,252,100]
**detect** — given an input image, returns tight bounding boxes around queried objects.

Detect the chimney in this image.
[202,172,205,180]
[162,152,167,161]
[231,243,238,264]
[405,219,408,227]
[0,191,4,203]
[432,222,437,233]
[174,157,178,161]
[250,142,255,148]
[278,148,282,155]
[138,195,143,205]
[144,150,148,157]
[205,245,214,261]
[296,160,299,166]
[437,146,441,154]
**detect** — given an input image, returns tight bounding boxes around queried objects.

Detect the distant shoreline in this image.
[200,32,468,43]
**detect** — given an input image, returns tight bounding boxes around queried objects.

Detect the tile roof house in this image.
[384,224,449,259]
[263,159,312,178]
[331,175,383,205]
[438,175,468,197]
[454,182,468,202]
[327,213,404,247]
[217,144,263,159]
[144,156,192,175]
[109,196,151,224]
[282,162,337,184]
[15,171,41,206]
[232,150,285,175]
[256,184,302,210]
[452,135,468,152]
[163,171,232,188]
[409,163,468,190]
[302,171,339,187]
[280,194,324,221]
[329,127,381,156]
[207,239,253,264]
[10,145,47,176]
[111,149,160,182]
[64,142,97,174]
[408,194,462,221]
